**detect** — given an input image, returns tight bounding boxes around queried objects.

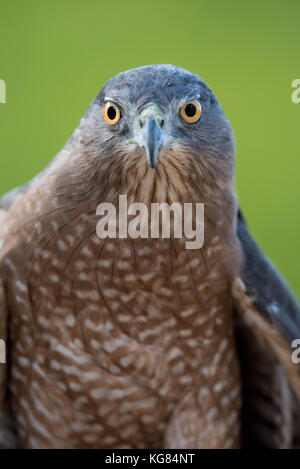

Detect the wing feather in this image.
[237,209,300,342]
[0,279,17,448]
[234,209,300,448]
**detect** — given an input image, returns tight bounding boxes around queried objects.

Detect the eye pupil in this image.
[185,103,196,117]
[107,106,117,120]
[180,100,201,123]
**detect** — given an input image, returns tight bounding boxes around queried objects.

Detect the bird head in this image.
[80,66,234,164]
[68,65,236,206]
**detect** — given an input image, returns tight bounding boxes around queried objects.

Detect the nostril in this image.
[160,119,165,128]
[139,120,144,129]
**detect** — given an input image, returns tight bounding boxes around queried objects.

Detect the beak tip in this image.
[146,153,158,169]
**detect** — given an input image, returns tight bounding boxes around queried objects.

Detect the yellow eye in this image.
[103,102,121,125]
[179,100,202,123]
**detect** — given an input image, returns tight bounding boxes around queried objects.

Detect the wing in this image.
[0,280,7,411]
[0,279,18,448]
[0,207,18,448]
[237,209,300,342]
[233,209,300,448]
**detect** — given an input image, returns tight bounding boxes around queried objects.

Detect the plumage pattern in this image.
[0,65,299,448]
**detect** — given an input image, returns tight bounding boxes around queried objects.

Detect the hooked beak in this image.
[137,103,164,169]
[141,118,163,168]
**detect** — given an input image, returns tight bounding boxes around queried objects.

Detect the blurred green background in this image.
[0,0,299,298]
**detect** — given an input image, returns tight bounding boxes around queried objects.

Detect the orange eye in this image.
[179,100,202,123]
[103,102,121,125]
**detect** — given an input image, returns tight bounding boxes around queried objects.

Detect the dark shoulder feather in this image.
[237,208,300,343]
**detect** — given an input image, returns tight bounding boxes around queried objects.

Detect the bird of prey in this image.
[0,65,299,449]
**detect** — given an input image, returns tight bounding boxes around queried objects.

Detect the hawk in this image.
[0,65,299,449]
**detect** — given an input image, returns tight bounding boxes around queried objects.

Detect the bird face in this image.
[89,65,235,179]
